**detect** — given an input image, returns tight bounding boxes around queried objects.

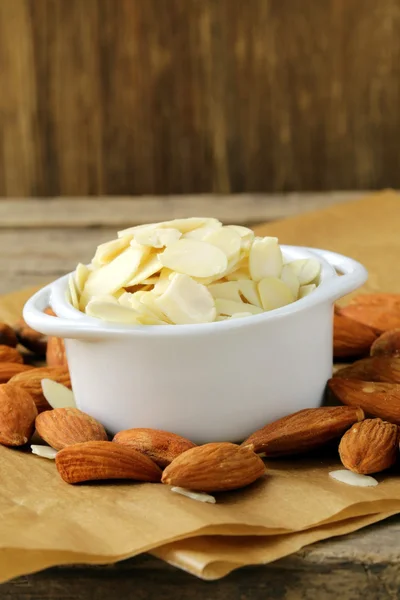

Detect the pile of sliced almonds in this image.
[67,218,321,325]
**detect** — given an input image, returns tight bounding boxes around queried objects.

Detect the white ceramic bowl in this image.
[23,246,367,443]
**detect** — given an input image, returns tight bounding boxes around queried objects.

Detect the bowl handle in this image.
[22,284,103,339]
[308,248,368,301]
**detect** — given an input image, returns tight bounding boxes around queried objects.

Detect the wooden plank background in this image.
[1,0,400,197]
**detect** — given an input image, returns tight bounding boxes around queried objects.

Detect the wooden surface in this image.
[1,0,400,196]
[1,192,400,599]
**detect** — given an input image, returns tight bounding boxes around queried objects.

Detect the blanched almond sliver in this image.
[124,254,162,287]
[238,280,262,307]
[86,299,141,324]
[299,283,316,298]
[208,281,242,302]
[83,245,150,297]
[133,227,182,248]
[92,235,133,266]
[329,470,378,487]
[31,445,58,460]
[215,298,263,317]
[287,258,321,285]
[41,379,76,409]
[280,264,300,298]
[156,274,216,324]
[159,239,227,278]
[258,277,294,310]
[119,218,221,237]
[205,227,242,261]
[249,237,283,281]
[74,263,90,294]
[171,487,216,503]
[68,275,80,310]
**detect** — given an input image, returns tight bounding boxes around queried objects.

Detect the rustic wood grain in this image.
[1,0,400,196]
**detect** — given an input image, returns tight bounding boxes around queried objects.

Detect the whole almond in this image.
[162,443,266,492]
[9,366,71,412]
[241,406,364,456]
[339,294,400,333]
[0,323,18,348]
[14,318,47,356]
[333,312,378,359]
[56,441,162,484]
[0,362,35,384]
[371,329,400,357]
[113,428,196,467]
[0,383,38,446]
[334,356,400,383]
[46,337,68,367]
[0,345,23,364]
[339,418,399,474]
[36,408,108,450]
[328,378,400,425]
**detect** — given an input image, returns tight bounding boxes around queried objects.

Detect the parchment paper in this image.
[1,189,400,582]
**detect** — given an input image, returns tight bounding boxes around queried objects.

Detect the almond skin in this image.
[0,362,35,384]
[334,356,400,383]
[56,441,162,484]
[162,442,266,492]
[9,366,71,412]
[113,428,196,468]
[339,418,399,474]
[14,318,47,356]
[35,408,108,450]
[328,378,400,425]
[339,294,400,333]
[0,345,23,364]
[333,312,378,359]
[0,383,38,446]
[0,323,18,348]
[46,337,68,367]
[371,329,400,357]
[241,406,364,456]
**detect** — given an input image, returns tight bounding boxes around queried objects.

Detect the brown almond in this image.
[334,356,400,383]
[0,323,18,348]
[333,312,378,359]
[370,329,400,357]
[328,378,400,425]
[46,336,68,367]
[339,418,399,474]
[0,383,38,446]
[162,443,266,492]
[0,362,35,384]
[241,406,364,456]
[0,345,23,364]
[14,317,47,356]
[339,294,400,333]
[36,408,108,450]
[9,366,71,412]
[56,441,162,484]
[113,428,196,468]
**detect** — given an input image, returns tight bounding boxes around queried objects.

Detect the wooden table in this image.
[1,192,399,599]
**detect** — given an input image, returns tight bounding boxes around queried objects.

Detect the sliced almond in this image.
[153,268,174,295]
[215,298,263,317]
[133,227,182,248]
[92,235,133,266]
[299,284,316,298]
[84,245,150,297]
[74,263,90,294]
[171,487,216,503]
[41,379,76,409]
[226,225,255,251]
[68,275,80,310]
[31,445,58,460]
[205,227,242,262]
[237,280,262,307]
[119,218,220,237]
[230,312,253,319]
[156,274,216,325]
[258,277,294,310]
[249,237,283,281]
[124,254,162,287]
[159,239,227,278]
[280,265,300,298]
[86,299,141,324]
[183,222,222,240]
[208,281,242,302]
[139,291,171,323]
[287,258,321,285]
